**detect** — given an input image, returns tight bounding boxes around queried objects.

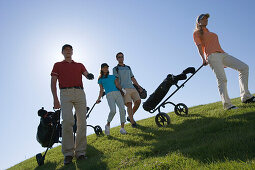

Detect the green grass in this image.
[10,97,255,170]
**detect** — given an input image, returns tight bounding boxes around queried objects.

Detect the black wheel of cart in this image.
[94,125,103,136]
[155,112,170,127]
[36,153,44,166]
[174,103,188,116]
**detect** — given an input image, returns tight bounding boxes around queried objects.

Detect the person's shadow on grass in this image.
[34,144,107,170]
[134,109,255,163]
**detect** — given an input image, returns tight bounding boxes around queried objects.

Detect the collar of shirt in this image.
[61,60,76,63]
[117,64,126,67]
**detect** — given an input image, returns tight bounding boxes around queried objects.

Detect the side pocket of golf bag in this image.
[36,119,55,148]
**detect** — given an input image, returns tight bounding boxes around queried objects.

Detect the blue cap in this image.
[196,13,210,23]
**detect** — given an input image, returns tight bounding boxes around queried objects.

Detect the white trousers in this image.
[208,53,252,109]
[106,91,126,124]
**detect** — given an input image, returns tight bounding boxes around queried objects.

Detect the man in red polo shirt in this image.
[51,44,94,165]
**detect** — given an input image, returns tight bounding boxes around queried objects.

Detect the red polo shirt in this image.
[51,60,87,88]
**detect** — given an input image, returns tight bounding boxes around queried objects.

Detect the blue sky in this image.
[1,0,255,169]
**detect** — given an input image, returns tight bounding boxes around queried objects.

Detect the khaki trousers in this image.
[60,88,87,157]
[208,53,252,109]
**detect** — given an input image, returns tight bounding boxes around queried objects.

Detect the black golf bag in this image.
[36,107,61,148]
[36,107,61,166]
[143,67,195,112]
[36,103,103,166]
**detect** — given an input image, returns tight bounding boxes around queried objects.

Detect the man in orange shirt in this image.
[51,44,94,165]
[193,14,255,110]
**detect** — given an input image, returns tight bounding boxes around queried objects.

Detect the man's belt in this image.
[60,86,83,90]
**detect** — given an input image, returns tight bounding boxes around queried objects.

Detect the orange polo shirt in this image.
[193,28,224,58]
[51,60,87,88]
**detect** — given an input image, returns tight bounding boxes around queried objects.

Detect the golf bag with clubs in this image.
[36,107,61,166]
[143,67,196,112]
[143,65,203,127]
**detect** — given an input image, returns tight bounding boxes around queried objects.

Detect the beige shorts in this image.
[123,88,141,104]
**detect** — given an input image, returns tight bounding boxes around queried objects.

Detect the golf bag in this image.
[36,107,61,148]
[143,67,195,112]
[36,99,105,166]
[36,107,62,166]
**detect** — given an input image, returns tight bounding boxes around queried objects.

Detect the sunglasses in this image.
[117,56,124,58]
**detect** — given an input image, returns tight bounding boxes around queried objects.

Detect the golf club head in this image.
[38,107,47,117]
[182,67,196,74]
[174,73,187,81]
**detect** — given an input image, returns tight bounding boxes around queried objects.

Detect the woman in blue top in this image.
[96,63,127,135]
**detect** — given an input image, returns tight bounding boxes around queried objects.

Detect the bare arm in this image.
[51,76,60,109]
[131,77,142,92]
[114,78,122,90]
[196,44,207,66]
[82,70,89,78]
[96,84,104,103]
[115,78,125,96]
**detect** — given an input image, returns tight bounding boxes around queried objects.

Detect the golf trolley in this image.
[73,102,103,138]
[35,102,103,166]
[143,65,203,127]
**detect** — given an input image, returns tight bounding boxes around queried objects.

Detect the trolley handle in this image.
[86,102,97,119]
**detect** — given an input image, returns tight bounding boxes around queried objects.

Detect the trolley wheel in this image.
[94,125,103,136]
[174,103,188,116]
[36,153,44,166]
[155,112,170,127]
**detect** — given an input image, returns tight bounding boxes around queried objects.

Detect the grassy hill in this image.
[10,97,255,170]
